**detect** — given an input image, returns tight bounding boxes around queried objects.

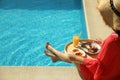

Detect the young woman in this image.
[44,0,120,80]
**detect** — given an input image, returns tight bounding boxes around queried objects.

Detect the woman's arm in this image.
[68,53,97,64]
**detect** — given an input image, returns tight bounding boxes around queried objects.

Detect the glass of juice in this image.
[73,35,80,47]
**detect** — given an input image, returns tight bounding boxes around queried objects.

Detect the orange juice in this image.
[73,35,79,47]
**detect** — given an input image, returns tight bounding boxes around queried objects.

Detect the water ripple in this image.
[0,0,87,66]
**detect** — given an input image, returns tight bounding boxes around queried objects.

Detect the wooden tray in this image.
[64,39,99,56]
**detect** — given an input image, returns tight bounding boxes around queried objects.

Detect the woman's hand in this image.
[94,38,103,45]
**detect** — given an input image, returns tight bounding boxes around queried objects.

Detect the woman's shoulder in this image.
[104,32,120,46]
[106,32,120,42]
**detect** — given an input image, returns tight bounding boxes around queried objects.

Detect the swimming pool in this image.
[0,0,87,66]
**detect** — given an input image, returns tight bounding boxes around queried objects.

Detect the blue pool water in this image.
[0,0,88,66]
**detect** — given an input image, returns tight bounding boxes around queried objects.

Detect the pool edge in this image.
[0,66,82,80]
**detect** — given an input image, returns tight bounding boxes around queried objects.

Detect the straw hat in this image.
[97,0,120,30]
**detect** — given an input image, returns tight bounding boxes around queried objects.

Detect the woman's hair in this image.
[111,0,120,36]
[98,0,120,36]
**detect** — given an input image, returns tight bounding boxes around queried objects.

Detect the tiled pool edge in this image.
[83,0,91,39]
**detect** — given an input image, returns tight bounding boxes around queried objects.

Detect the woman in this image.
[44,0,120,80]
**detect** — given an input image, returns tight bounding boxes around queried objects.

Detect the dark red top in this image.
[80,32,120,80]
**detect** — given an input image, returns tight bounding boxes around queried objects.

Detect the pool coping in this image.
[0,66,82,80]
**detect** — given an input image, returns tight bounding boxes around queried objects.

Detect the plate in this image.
[70,47,86,57]
[80,42,101,54]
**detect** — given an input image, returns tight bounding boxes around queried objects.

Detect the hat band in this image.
[110,0,120,17]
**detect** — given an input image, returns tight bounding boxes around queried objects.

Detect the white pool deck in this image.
[0,1,112,80]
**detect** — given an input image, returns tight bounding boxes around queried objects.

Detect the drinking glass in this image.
[73,35,80,47]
